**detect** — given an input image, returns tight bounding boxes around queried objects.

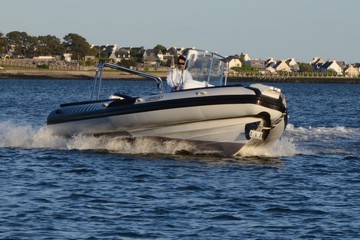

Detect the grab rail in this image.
[91,62,164,100]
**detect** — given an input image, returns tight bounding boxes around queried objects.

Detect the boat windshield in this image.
[185,49,226,87]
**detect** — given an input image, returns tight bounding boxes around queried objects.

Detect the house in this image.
[63,53,72,62]
[244,59,266,70]
[33,56,56,62]
[228,58,242,69]
[344,64,359,77]
[265,65,276,74]
[176,47,185,55]
[353,63,360,69]
[265,57,276,68]
[310,57,325,71]
[115,47,131,60]
[319,60,343,75]
[273,60,292,72]
[92,44,118,59]
[166,47,179,56]
[336,61,346,70]
[286,58,299,71]
[161,47,179,67]
[310,56,323,65]
[143,49,163,65]
[240,53,251,62]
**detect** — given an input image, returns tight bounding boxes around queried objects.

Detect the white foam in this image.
[0,121,196,155]
[285,124,360,142]
[0,121,67,149]
[237,136,299,158]
[1,121,357,157]
[65,134,196,155]
[286,123,359,135]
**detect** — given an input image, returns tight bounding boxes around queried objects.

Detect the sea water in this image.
[0,79,359,239]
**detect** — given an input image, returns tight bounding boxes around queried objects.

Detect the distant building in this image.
[228,58,242,69]
[163,47,180,67]
[344,64,359,77]
[115,47,131,60]
[310,57,325,71]
[240,53,251,62]
[286,58,299,71]
[336,61,346,70]
[63,53,72,62]
[143,49,163,65]
[319,60,343,75]
[244,59,266,70]
[175,47,185,55]
[166,47,179,56]
[265,65,276,74]
[265,57,276,68]
[33,56,56,61]
[273,60,292,72]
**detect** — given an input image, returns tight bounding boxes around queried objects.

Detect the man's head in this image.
[177,55,186,69]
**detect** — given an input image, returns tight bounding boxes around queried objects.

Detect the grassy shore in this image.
[0,68,168,80]
[1,67,360,83]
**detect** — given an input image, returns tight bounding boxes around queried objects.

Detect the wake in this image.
[0,121,197,155]
[2,121,356,158]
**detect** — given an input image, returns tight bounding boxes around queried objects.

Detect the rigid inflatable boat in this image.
[47,49,287,156]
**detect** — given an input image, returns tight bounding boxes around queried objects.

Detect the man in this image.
[166,55,193,91]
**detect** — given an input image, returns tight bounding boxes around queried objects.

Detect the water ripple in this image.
[1,81,360,239]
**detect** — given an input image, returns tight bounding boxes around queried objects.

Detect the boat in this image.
[47,49,288,156]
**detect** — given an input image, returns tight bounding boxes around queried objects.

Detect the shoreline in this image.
[0,69,164,80]
[1,69,360,83]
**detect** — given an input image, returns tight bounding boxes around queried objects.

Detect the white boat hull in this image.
[48,87,287,156]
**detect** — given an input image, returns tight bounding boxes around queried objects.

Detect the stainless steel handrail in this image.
[91,62,164,100]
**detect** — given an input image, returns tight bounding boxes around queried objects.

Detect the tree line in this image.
[0,31,172,67]
[0,31,96,61]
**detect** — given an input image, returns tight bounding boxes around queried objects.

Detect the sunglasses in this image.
[178,62,185,65]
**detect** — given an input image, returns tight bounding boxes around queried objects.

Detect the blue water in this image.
[0,79,359,239]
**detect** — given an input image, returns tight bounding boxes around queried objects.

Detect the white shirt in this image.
[166,68,193,90]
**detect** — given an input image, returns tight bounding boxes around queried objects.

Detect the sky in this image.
[1,0,359,63]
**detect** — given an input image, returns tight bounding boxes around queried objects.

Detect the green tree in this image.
[299,62,313,72]
[24,35,37,58]
[63,33,91,60]
[6,31,22,47]
[88,46,98,57]
[130,47,145,59]
[153,44,167,53]
[119,58,138,68]
[5,31,37,58]
[232,66,259,72]
[36,35,65,56]
[0,32,8,55]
